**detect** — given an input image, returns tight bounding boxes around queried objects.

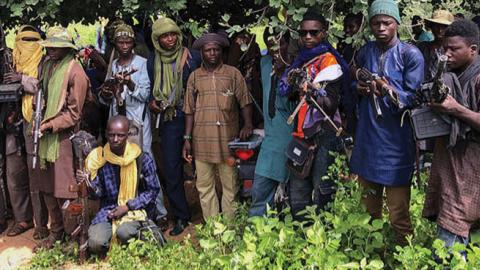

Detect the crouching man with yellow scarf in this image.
[79,115,160,255]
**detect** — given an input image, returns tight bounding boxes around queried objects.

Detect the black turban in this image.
[192,33,230,50]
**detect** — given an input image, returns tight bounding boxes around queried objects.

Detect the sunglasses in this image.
[298,29,323,37]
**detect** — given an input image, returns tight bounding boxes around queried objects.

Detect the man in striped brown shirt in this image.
[183,33,253,220]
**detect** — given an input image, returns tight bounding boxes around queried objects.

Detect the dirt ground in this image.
[0,134,230,269]
[0,177,205,270]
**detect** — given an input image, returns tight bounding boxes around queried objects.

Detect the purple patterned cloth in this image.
[90,153,160,225]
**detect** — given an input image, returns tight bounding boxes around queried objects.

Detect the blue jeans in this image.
[88,221,141,254]
[435,226,468,261]
[437,226,469,247]
[158,111,190,221]
[249,174,280,217]
[289,129,342,221]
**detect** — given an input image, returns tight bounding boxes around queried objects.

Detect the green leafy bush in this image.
[26,153,480,269]
[26,242,75,270]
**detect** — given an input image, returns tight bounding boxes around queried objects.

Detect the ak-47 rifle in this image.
[286,68,344,136]
[418,55,449,104]
[31,80,43,169]
[355,68,404,118]
[67,130,97,263]
[0,49,23,103]
[99,68,137,116]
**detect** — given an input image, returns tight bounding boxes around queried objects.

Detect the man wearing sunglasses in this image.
[349,0,424,246]
[278,11,349,221]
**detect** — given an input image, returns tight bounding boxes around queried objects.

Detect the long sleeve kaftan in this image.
[349,40,424,186]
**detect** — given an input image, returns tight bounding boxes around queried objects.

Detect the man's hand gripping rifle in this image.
[99,68,137,116]
[286,68,343,136]
[355,68,404,118]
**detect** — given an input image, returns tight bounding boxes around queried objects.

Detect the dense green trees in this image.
[1,0,479,35]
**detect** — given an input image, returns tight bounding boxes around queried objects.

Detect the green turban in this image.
[368,0,401,24]
[151,17,184,121]
[151,17,182,52]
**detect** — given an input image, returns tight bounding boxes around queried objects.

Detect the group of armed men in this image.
[0,0,479,259]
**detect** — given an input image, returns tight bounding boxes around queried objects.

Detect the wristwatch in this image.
[183,135,192,140]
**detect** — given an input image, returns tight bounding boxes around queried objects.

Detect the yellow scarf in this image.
[85,142,146,236]
[13,30,43,123]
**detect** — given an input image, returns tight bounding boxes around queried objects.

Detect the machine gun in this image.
[355,68,403,119]
[66,130,98,263]
[410,55,451,140]
[99,68,137,116]
[418,55,449,104]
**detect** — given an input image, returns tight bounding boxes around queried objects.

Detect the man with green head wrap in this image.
[349,0,424,246]
[147,17,200,236]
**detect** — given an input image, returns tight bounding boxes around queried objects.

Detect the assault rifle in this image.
[99,68,137,116]
[67,130,98,263]
[286,67,344,136]
[0,49,23,103]
[31,80,43,169]
[418,55,449,104]
[355,68,403,119]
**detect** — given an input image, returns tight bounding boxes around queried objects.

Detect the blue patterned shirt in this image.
[90,153,160,225]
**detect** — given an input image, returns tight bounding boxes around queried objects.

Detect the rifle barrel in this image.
[32,86,43,169]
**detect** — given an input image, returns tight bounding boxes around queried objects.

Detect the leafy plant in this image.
[25,153,480,269]
[26,242,75,270]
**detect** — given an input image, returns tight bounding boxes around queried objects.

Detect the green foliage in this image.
[26,153,480,269]
[25,242,75,269]
[0,0,188,29]
[2,0,480,42]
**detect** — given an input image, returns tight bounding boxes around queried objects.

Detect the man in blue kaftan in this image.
[349,0,424,245]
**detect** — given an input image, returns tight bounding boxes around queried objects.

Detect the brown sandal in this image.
[7,222,34,237]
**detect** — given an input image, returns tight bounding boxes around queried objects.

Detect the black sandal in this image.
[7,222,33,237]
